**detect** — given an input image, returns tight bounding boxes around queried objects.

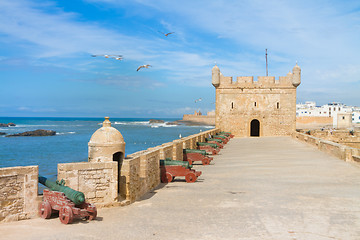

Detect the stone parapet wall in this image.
[119,128,219,203]
[293,132,359,162]
[139,149,160,197]
[119,156,141,203]
[299,129,360,149]
[296,116,333,124]
[159,143,173,160]
[182,138,192,149]
[57,162,118,205]
[0,166,38,223]
[172,140,184,160]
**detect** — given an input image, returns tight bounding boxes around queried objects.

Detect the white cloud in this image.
[1,0,359,112]
[0,1,157,59]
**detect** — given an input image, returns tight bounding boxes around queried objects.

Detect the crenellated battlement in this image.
[212,64,300,89]
[217,75,293,88]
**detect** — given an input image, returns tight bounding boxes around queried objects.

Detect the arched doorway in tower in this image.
[250,119,260,137]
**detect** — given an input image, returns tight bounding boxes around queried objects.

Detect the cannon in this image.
[197,142,218,148]
[160,159,202,183]
[183,149,213,165]
[214,135,229,144]
[197,142,220,155]
[38,176,97,224]
[206,138,223,143]
[205,138,224,148]
[219,131,234,138]
[217,132,232,137]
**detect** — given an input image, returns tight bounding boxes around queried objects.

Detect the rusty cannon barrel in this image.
[197,142,219,148]
[160,158,192,169]
[38,176,85,205]
[183,149,208,156]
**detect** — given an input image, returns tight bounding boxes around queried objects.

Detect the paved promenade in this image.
[1,137,360,240]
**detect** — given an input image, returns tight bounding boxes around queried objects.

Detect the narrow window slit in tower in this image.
[277,102,280,109]
[254,102,257,107]
[231,102,234,109]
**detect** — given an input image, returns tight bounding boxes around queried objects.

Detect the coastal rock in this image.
[0,132,6,135]
[166,121,180,126]
[0,123,16,127]
[149,119,164,124]
[6,129,56,137]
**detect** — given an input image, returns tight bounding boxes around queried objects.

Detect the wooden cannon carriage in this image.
[183,149,213,165]
[160,159,202,183]
[38,176,97,224]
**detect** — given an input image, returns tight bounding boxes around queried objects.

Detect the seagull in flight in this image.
[137,64,152,71]
[159,31,175,37]
[91,54,123,60]
[195,98,202,103]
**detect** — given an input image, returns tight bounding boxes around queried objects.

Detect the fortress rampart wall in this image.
[0,166,38,222]
[292,131,360,162]
[0,128,220,223]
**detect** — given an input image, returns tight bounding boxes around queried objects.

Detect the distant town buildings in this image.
[296,101,360,123]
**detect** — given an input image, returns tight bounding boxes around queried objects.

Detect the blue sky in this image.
[0,0,359,118]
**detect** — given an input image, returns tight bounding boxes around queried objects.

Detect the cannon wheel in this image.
[39,201,52,219]
[202,159,210,165]
[59,206,74,224]
[86,209,97,221]
[161,172,173,183]
[185,172,197,183]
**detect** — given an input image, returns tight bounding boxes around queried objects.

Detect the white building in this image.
[353,111,360,123]
[296,101,357,124]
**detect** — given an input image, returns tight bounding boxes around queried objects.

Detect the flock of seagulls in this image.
[91,31,175,71]
[92,31,203,108]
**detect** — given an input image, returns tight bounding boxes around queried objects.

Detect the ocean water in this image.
[0,117,213,179]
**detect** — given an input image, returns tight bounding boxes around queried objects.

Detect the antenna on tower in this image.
[265,49,268,76]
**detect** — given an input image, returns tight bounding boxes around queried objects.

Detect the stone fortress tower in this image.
[212,63,301,137]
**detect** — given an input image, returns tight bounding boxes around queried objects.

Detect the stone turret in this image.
[212,65,220,87]
[291,63,301,87]
[88,117,125,163]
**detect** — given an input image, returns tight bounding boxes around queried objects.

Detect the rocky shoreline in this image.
[6,129,56,137]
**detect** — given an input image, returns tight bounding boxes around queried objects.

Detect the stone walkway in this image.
[1,137,360,240]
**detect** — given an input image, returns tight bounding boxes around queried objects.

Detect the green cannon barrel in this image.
[160,159,192,169]
[220,131,232,135]
[206,138,223,143]
[197,142,218,148]
[39,176,85,205]
[214,135,227,139]
[183,149,208,156]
